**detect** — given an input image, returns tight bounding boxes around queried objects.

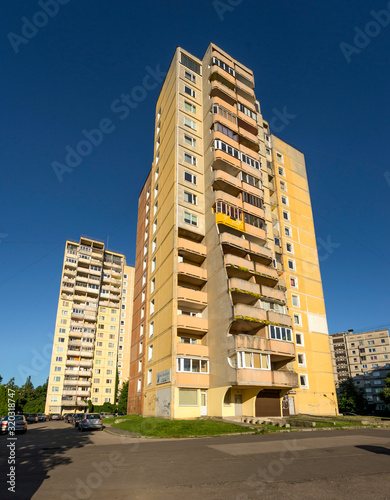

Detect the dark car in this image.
[72,414,84,427]
[64,413,73,423]
[37,413,47,422]
[26,413,39,424]
[79,413,103,432]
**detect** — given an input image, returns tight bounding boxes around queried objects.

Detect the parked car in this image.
[100,412,115,419]
[1,415,27,434]
[73,414,84,428]
[79,413,103,432]
[25,413,39,424]
[116,412,127,416]
[64,413,73,423]
[37,413,47,422]
[50,413,61,420]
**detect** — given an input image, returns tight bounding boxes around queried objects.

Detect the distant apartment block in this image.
[45,237,134,415]
[127,43,337,419]
[330,329,390,410]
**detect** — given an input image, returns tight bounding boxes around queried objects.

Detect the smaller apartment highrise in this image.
[329,329,390,411]
[45,237,134,415]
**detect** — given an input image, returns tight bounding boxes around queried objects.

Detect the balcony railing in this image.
[177,314,208,334]
[235,368,298,388]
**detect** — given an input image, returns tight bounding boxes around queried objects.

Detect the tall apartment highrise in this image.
[128,43,337,419]
[45,237,134,415]
[330,329,390,411]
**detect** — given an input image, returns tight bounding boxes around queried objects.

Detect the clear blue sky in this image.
[1,0,389,387]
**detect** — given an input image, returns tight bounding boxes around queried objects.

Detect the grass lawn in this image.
[109,415,254,438]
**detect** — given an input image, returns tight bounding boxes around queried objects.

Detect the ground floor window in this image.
[178,388,198,406]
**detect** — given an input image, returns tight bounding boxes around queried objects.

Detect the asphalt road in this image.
[0,421,390,499]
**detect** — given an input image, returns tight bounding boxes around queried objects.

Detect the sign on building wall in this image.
[156,369,171,385]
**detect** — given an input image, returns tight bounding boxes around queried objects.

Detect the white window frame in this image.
[299,374,309,389]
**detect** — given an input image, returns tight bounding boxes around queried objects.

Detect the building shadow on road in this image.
[356,445,390,455]
[1,422,93,500]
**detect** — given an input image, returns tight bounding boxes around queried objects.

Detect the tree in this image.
[337,377,372,414]
[379,372,390,406]
[88,400,94,413]
[117,381,128,413]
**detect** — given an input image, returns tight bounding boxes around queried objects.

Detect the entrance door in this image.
[200,391,207,416]
[234,394,242,416]
[282,395,290,416]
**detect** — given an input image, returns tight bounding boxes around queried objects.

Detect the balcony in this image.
[68,340,82,347]
[176,372,210,388]
[267,311,293,328]
[237,110,257,132]
[242,202,265,220]
[210,64,236,86]
[177,314,208,335]
[229,277,260,305]
[177,238,206,264]
[244,223,266,243]
[238,127,259,153]
[177,262,207,286]
[225,254,255,278]
[213,170,242,197]
[235,368,298,388]
[212,148,241,176]
[64,369,92,377]
[254,263,278,285]
[248,242,272,264]
[214,190,242,208]
[260,285,285,304]
[177,343,209,357]
[233,303,267,323]
[227,335,295,360]
[177,286,207,309]
[216,212,244,233]
[79,360,93,368]
[63,379,91,387]
[220,232,250,256]
[241,181,264,200]
[210,78,236,104]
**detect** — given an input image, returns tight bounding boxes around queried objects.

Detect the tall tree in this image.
[117,381,129,413]
[337,377,372,414]
[379,372,390,406]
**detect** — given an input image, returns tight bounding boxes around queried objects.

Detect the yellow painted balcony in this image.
[177,343,209,357]
[267,311,293,328]
[216,212,244,232]
[177,286,207,307]
[260,285,286,303]
[236,369,298,388]
[177,315,208,334]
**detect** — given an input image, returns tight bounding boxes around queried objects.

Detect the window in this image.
[244,212,264,229]
[214,139,260,171]
[53,376,60,382]
[141,307,145,319]
[184,101,196,114]
[237,102,257,121]
[138,360,142,373]
[269,325,293,342]
[150,299,155,315]
[276,153,284,164]
[61,310,68,316]
[184,191,197,205]
[151,278,155,293]
[281,195,288,206]
[368,340,375,345]
[151,257,156,272]
[177,358,209,373]
[288,259,295,271]
[283,211,290,221]
[178,388,198,406]
[184,85,196,98]
[184,70,195,82]
[140,324,144,337]
[51,397,58,403]
[237,352,270,370]
[381,339,386,344]
[58,337,65,343]
[212,56,235,76]
[274,237,281,247]
[180,337,197,344]
[297,353,306,367]
[54,367,61,372]
[147,369,153,385]
[57,347,64,353]
[212,104,237,125]
[148,345,153,361]
[184,117,197,130]
[290,277,298,288]
[242,192,262,208]
[137,379,142,392]
[214,122,238,141]
[299,374,309,389]
[153,219,157,234]
[292,295,300,307]
[55,357,63,362]
[184,152,197,166]
[296,333,304,346]
[280,180,287,191]
[152,238,157,253]
[284,226,291,237]
[52,386,59,392]
[149,322,154,338]
[286,243,294,253]
[184,171,197,185]
[184,134,196,147]
[154,183,159,198]
[184,212,198,226]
